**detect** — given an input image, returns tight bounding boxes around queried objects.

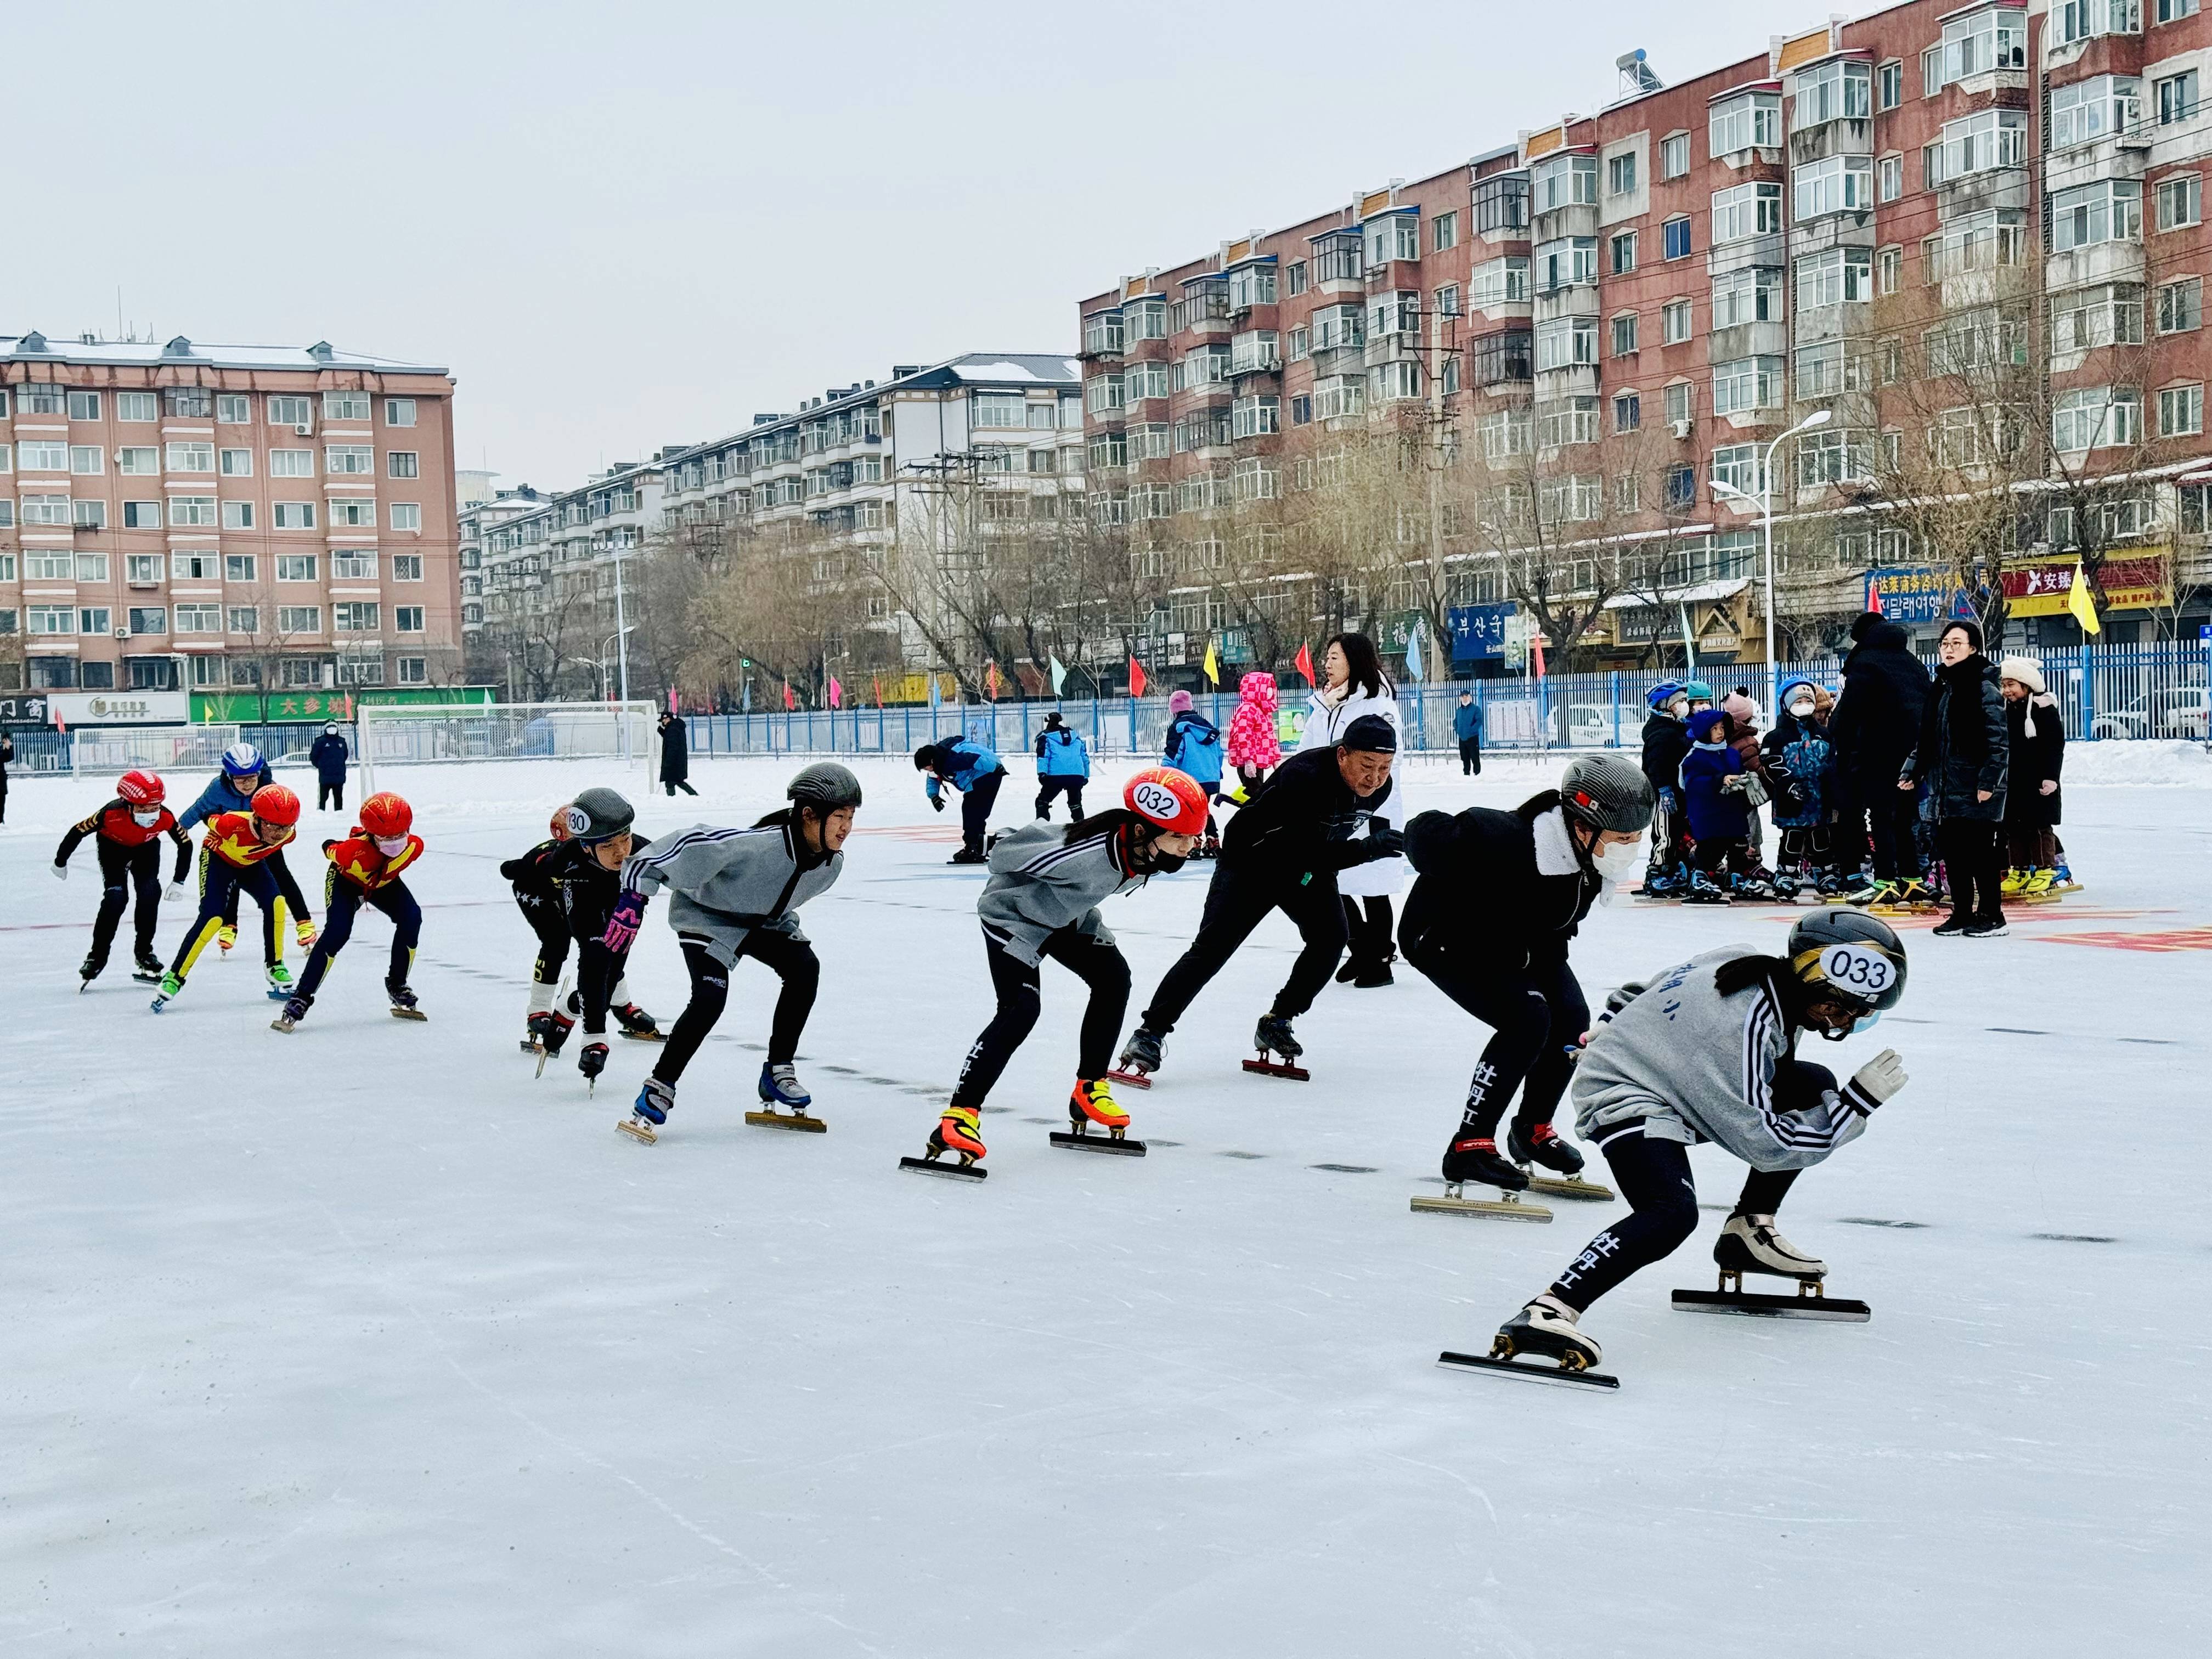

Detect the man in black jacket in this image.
[1827,612,1931,900]
[1402,753,1654,1192]
[1118,714,1401,1073]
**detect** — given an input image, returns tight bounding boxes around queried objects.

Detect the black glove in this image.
[1362,827,1405,863]
[932,796,946,814]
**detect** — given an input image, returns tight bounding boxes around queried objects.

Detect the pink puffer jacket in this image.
[1226,671,1282,769]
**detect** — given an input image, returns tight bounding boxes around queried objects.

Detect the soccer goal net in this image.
[358,701,658,792]
[71,724,242,780]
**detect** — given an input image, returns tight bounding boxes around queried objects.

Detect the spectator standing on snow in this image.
[1226,671,1281,799]
[1454,690,1483,776]
[1033,710,1091,821]
[1829,611,1931,905]
[1904,619,2009,938]
[1998,654,2064,899]
[658,712,697,797]
[309,722,350,813]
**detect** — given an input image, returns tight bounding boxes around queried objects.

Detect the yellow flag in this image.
[1201,636,1220,685]
[2067,563,2102,636]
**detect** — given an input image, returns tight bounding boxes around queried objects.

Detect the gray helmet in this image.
[563,786,635,843]
[787,761,862,811]
[1559,754,1655,834]
[1787,909,1907,1013]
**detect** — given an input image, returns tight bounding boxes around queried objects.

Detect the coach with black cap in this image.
[1119,712,1402,1074]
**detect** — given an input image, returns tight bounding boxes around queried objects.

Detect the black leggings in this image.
[516,888,571,986]
[951,927,1130,1111]
[1140,858,1346,1034]
[960,769,1005,854]
[1035,776,1086,820]
[655,931,820,1085]
[319,780,345,811]
[296,878,421,1003]
[92,839,163,962]
[1548,1074,1829,1312]
[1410,945,1588,1139]
[1938,819,2006,921]
[1865,783,1923,881]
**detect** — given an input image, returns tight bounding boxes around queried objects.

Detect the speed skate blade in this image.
[534,1047,550,1079]
[390,1007,429,1022]
[619,1029,665,1042]
[1525,1174,1615,1201]
[265,988,292,1001]
[899,1155,986,1182]
[1672,1288,1870,1321]
[1104,1069,1152,1090]
[744,1109,827,1133]
[269,1016,297,1034]
[1049,1130,1147,1156]
[1410,1194,1553,1222]
[1240,1057,1310,1082]
[1437,1351,1618,1391]
[616,1116,658,1146]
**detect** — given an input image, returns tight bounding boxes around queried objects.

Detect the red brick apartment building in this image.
[1,334,461,695]
[1077,0,2212,670]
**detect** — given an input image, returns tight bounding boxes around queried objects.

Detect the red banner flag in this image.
[783,681,797,711]
[986,659,1000,701]
[1127,656,1148,698]
[872,675,884,709]
[1293,641,1316,686]
[829,676,844,709]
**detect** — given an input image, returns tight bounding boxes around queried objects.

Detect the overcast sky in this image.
[18,0,1793,490]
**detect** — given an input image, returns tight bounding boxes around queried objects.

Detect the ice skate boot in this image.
[217,924,237,956]
[1735,871,1782,902]
[265,961,295,1002]
[2000,867,2027,896]
[747,1062,825,1132]
[1890,877,1938,912]
[577,1041,610,1093]
[1242,1014,1309,1080]
[1681,871,1732,905]
[1053,1077,1144,1156]
[1506,1120,1613,1201]
[1414,1136,1549,1221]
[2051,860,2081,894]
[1674,1214,1868,1321]
[1815,870,1847,900]
[612,1002,664,1042]
[528,1008,574,1077]
[1108,1026,1163,1088]
[1438,1295,1616,1389]
[1641,863,1690,899]
[388,982,427,1021]
[619,1077,673,1144]
[1199,832,1221,860]
[149,972,183,1013]
[79,951,105,990]
[947,847,986,866]
[270,996,309,1034]
[131,950,165,984]
[2017,867,2058,902]
[1839,872,1886,906]
[901,1104,988,1180]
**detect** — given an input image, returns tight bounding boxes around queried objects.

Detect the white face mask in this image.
[374,835,409,856]
[132,808,161,827]
[1789,701,1816,719]
[1593,839,1645,885]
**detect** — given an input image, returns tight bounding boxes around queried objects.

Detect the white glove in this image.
[163,882,187,903]
[51,864,68,881]
[1841,1049,1908,1114]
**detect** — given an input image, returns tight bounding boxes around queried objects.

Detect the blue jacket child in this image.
[1680,707,1750,841]
[1161,708,1224,788]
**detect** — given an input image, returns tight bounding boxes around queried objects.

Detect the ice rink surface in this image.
[3,749,2207,1656]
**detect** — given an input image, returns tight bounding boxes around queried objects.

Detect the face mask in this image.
[1789,701,1816,719]
[374,835,409,856]
[1689,701,1712,714]
[1592,840,1645,884]
[132,808,161,828]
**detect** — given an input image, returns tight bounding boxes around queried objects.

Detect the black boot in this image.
[1441,1135,1531,1190]
[1506,1119,1585,1176]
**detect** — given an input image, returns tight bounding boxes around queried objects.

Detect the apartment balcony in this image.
[2046,239,2148,294]
[1709,319,1790,361]
[1532,281,1599,322]
[1786,117,1873,167]
[1707,233,1785,279]
[1529,202,1596,244]
[1532,363,1598,400]
[1937,166,2032,223]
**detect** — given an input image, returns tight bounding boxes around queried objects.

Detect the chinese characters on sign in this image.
[1864,567,1976,625]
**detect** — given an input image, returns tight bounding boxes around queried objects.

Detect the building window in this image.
[1712,356,1784,416]
[217,448,252,477]
[223,501,255,529]
[174,602,222,633]
[1533,236,1598,292]
[274,503,318,529]
[1290,394,1313,426]
[269,449,314,477]
[1471,172,1530,233]
[1660,131,1690,178]
[397,657,427,684]
[74,499,106,529]
[388,450,419,478]
[2160,383,2205,435]
[1712,443,1764,498]
[125,606,166,635]
[1534,315,1600,370]
[278,605,323,634]
[2159,276,2203,332]
[1433,284,1460,318]
[1877,245,1903,295]
[2052,386,2141,451]
[225,554,257,582]
[2158,69,2200,125]
[66,390,100,420]
[1610,313,1639,356]
[1940,5,2028,81]
[1432,211,1458,252]
[70,445,103,476]
[1710,182,1780,244]
[1469,257,1530,307]
[1664,381,1696,426]
[216,394,250,424]
[19,438,68,471]
[1795,247,1873,311]
[117,446,158,475]
[117,392,157,422]
[323,391,371,421]
[334,602,380,633]
[1709,91,1781,155]
[1531,152,1597,212]
[2157,173,2202,228]
[1368,361,1423,403]
[1938,109,2028,180]
[325,444,374,475]
[1662,298,1692,343]
[1606,151,1638,196]
[1285,261,1308,296]
[384,397,417,427]
[269,394,312,427]
[395,606,426,633]
[1663,216,1693,260]
[1879,154,1903,202]
[1666,466,1696,509]
[1793,154,1874,221]
[329,498,376,528]
[18,494,67,526]
[1605,230,1636,276]
[1795,59,1872,127]
[1615,391,1641,431]
[122,500,161,529]
[1878,59,1904,109]
[2051,180,2144,251]
[1711,265,1780,328]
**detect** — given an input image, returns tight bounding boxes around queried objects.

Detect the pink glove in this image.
[602,890,646,951]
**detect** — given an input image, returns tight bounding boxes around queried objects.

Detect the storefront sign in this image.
[1448,603,1516,661]
[0,695,52,725]
[1865,567,1976,625]
[2004,553,2171,617]
[48,691,189,726]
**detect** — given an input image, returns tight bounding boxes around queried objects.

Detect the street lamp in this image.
[1711,407,1831,715]
[610,545,632,706]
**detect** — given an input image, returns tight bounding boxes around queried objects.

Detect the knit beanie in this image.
[1169,689,1193,714]
[1999,654,2049,737]
[1722,691,1758,727]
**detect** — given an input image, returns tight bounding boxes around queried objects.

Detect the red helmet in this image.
[117,769,165,806]
[358,792,414,837]
[1124,766,1208,836]
[549,803,573,841]
[250,783,302,827]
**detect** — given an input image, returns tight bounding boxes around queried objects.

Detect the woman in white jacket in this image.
[1297,631,1404,985]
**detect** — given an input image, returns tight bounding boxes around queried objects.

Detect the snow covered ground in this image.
[3,751,2206,1656]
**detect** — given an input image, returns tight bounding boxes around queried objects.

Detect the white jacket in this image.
[1296,681,1406,896]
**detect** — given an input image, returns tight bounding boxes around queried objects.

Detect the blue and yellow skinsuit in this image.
[166,810,312,994]
[176,767,311,965]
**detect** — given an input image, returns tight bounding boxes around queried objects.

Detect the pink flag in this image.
[829,676,844,709]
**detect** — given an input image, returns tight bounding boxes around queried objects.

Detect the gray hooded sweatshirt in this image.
[975,820,1149,966]
[619,816,843,966]
[1572,946,1875,1172]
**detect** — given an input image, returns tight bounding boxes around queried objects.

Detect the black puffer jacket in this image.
[1639,712,1690,800]
[1402,791,1601,969]
[2003,694,2064,827]
[1906,654,2008,821]
[1829,619,1928,785]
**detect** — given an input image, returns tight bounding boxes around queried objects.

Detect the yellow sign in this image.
[2006,552,2171,618]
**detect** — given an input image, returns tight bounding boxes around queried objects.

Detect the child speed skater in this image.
[53,769,192,988]
[270,792,427,1033]
[603,763,861,1145]
[498,788,662,1082]
[911,767,1207,1176]
[174,743,315,986]
[151,783,311,1012]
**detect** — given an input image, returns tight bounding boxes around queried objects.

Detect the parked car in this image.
[2090,687,2211,739]
[1553,702,1616,747]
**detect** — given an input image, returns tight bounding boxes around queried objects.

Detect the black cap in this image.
[1340,714,1397,753]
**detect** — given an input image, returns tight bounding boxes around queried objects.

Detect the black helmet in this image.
[563,786,635,844]
[1787,909,1907,1013]
[788,761,862,811]
[1559,754,1655,834]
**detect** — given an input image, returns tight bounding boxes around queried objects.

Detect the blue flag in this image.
[1404,625,1425,684]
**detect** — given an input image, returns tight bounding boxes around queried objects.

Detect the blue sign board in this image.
[1865,567,1976,626]
[1448,603,1516,662]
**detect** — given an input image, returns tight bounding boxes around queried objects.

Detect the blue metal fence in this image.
[0,721,356,776]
